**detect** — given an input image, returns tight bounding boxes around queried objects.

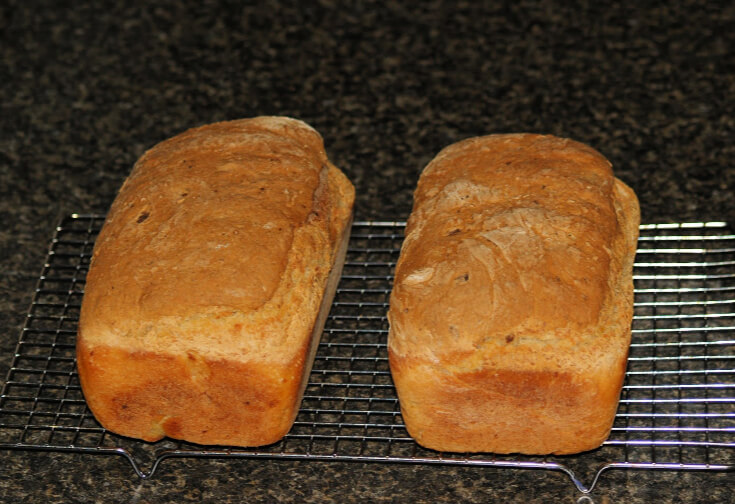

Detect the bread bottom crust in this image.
[77,342,304,446]
[390,352,628,455]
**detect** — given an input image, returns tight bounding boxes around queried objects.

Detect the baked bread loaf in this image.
[388,134,639,455]
[78,117,355,446]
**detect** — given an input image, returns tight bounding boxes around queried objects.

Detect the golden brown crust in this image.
[78,117,355,446]
[387,134,640,455]
[86,117,332,328]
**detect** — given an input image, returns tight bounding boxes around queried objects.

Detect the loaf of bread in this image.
[388,134,639,455]
[77,117,355,446]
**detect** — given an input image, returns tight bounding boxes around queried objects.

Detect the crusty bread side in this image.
[387,134,640,455]
[77,117,355,446]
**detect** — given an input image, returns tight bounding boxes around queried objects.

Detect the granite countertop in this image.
[1,1,733,502]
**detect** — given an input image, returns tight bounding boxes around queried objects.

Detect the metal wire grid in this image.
[0,215,733,493]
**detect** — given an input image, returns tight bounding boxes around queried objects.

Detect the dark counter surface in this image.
[1,1,733,502]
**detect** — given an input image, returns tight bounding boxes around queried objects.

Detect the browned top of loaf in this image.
[388,134,636,369]
[80,117,354,361]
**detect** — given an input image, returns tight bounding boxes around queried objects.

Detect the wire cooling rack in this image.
[0,215,733,493]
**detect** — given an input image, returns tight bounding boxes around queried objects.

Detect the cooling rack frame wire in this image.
[1,214,734,494]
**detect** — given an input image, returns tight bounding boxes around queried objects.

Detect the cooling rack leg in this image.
[115,449,159,479]
[555,466,592,494]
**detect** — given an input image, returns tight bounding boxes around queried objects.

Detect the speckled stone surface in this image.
[1,1,734,502]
